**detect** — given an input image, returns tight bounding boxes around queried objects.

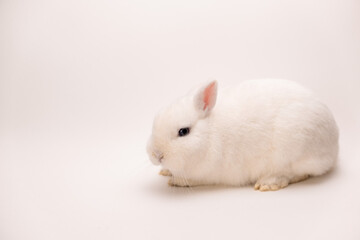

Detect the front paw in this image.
[168,177,191,187]
[159,169,172,177]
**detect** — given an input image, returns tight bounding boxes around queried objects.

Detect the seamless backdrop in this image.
[0,0,360,240]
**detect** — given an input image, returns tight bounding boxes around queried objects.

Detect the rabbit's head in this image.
[147,81,218,174]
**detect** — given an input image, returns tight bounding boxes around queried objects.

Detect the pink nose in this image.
[148,148,164,165]
[153,151,164,162]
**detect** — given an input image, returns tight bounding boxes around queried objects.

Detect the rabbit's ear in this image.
[194,80,218,117]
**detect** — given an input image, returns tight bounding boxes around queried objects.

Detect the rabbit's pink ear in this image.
[194,80,218,117]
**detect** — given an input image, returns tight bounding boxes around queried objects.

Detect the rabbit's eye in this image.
[178,127,190,137]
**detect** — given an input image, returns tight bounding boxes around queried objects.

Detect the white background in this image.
[1,0,360,239]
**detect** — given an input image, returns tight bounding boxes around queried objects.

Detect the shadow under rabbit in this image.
[143,165,340,198]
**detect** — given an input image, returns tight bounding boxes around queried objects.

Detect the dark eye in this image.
[178,127,190,137]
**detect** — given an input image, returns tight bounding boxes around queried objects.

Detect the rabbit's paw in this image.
[168,177,194,187]
[159,169,172,177]
[254,175,290,191]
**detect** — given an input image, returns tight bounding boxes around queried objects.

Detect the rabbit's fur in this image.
[147,79,339,191]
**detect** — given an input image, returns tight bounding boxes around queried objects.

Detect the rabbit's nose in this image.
[152,151,164,162]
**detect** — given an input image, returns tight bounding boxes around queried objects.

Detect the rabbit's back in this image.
[209,79,338,184]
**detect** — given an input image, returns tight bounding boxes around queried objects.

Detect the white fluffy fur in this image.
[147,79,339,190]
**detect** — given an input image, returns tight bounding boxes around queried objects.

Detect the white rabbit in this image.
[147,79,339,191]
